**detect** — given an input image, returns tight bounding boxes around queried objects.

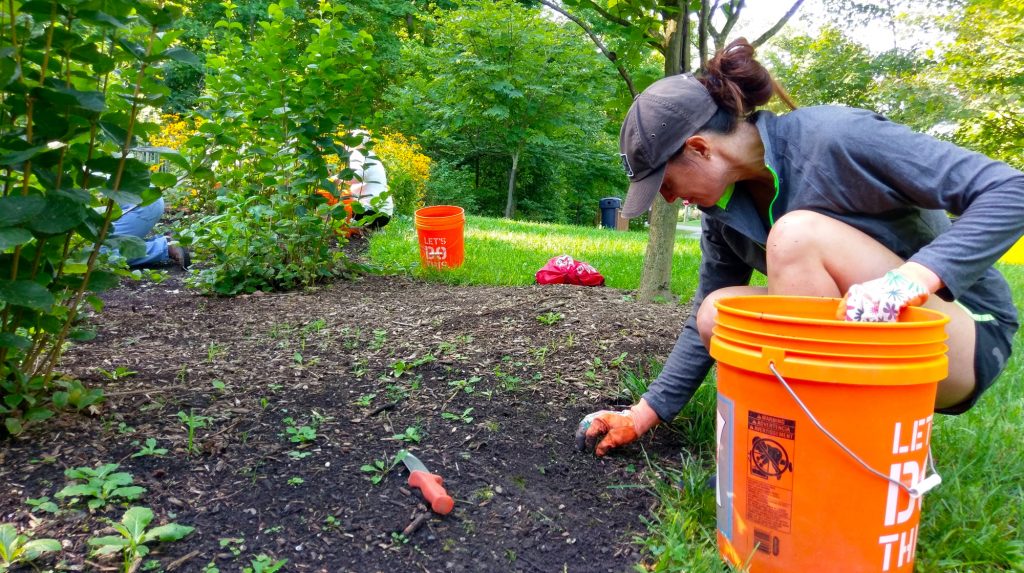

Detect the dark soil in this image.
[0,256,695,572]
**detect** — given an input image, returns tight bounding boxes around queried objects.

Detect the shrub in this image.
[1,1,192,434]
[374,131,431,216]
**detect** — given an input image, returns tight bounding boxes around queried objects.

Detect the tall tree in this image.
[390,0,617,218]
[940,0,1024,168]
[544,0,806,300]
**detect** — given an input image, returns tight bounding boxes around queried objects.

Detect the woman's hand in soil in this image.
[837,269,930,322]
[575,400,660,456]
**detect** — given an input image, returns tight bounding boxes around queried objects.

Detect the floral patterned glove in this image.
[838,270,929,322]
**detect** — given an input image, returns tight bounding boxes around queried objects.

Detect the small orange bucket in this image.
[414,205,465,269]
[710,296,949,573]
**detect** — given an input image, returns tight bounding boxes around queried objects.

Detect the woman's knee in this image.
[766,210,833,267]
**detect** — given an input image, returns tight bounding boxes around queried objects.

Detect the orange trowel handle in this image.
[408,470,454,515]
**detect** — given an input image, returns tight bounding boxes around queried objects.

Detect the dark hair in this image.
[696,38,796,134]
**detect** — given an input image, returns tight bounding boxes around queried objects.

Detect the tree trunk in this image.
[504,149,519,218]
[636,5,690,302]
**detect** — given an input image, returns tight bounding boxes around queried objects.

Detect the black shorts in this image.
[935,313,1016,415]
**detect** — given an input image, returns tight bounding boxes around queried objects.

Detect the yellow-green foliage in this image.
[373,131,431,216]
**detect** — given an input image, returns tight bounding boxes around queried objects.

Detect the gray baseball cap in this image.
[618,74,718,218]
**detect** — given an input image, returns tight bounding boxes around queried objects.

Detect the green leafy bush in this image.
[178,0,378,294]
[0,0,195,434]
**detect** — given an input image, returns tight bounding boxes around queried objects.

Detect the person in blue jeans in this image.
[111,197,190,268]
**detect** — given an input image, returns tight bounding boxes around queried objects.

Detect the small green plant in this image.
[391,426,424,443]
[211,379,227,392]
[389,355,437,378]
[87,507,193,573]
[25,496,58,514]
[0,523,62,570]
[51,379,105,412]
[287,477,304,486]
[361,450,409,485]
[609,352,629,368]
[207,342,225,363]
[177,410,212,455]
[97,366,138,381]
[391,531,409,545]
[282,416,318,443]
[131,438,168,459]
[288,450,312,460]
[448,376,481,395]
[370,329,389,350]
[323,515,340,530]
[536,311,564,325]
[219,537,245,557]
[55,463,146,511]
[442,407,475,424]
[243,554,287,573]
[354,393,376,407]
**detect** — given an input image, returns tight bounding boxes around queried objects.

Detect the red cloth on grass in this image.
[535,255,605,286]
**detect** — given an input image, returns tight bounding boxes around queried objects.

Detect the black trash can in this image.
[599,197,622,229]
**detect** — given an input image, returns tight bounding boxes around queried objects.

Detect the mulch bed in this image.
[0,263,697,572]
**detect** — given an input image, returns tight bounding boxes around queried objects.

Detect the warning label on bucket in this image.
[746,411,795,533]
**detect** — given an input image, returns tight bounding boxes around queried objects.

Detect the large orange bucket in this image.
[414,205,465,269]
[710,296,949,573]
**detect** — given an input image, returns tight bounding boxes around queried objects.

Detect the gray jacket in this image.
[643,106,1024,423]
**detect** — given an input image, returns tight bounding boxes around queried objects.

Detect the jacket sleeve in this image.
[824,113,1024,299]
[642,218,754,423]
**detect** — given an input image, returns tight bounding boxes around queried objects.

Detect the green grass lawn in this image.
[368,215,1024,572]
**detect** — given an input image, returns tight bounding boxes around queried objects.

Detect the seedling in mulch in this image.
[207,342,225,363]
[361,450,408,485]
[52,379,104,412]
[456,334,474,344]
[25,496,58,514]
[536,311,564,325]
[391,426,424,443]
[341,327,362,350]
[131,438,168,459]
[389,354,436,378]
[354,393,376,408]
[370,329,389,350]
[442,408,475,424]
[243,554,287,573]
[202,561,220,573]
[211,379,227,392]
[0,522,62,570]
[259,397,271,410]
[323,516,340,530]
[175,364,189,384]
[493,367,521,392]
[219,536,246,557]
[609,352,629,368]
[87,506,193,573]
[262,526,283,535]
[352,360,368,379]
[97,366,138,380]
[268,323,293,340]
[288,451,312,461]
[390,532,409,545]
[448,376,481,395]
[385,383,409,402]
[287,477,304,486]
[584,357,603,384]
[177,410,212,455]
[55,463,146,510]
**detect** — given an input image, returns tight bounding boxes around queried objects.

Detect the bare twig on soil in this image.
[367,400,400,417]
[166,550,200,571]
[402,512,431,537]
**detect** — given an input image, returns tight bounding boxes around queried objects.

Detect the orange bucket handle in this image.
[767,361,943,498]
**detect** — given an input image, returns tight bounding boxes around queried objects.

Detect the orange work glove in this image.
[575,400,660,456]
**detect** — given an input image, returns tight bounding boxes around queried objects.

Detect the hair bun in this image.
[700,38,777,116]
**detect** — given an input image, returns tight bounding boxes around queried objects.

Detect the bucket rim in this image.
[715,295,950,328]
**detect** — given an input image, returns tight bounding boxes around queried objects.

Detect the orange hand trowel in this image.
[400,451,454,515]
